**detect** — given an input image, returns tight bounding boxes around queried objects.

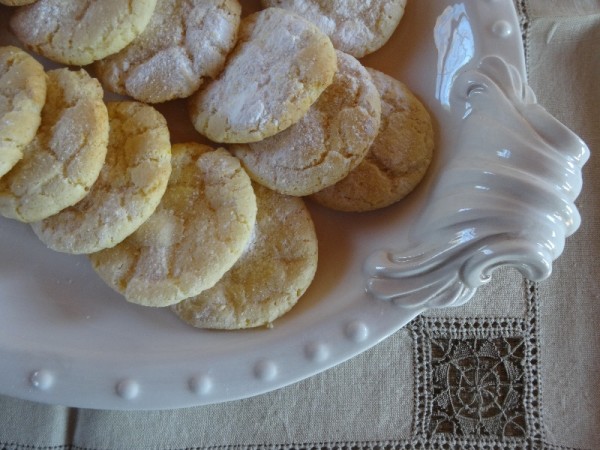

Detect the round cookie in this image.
[89,143,257,307]
[261,0,406,58]
[0,68,108,223]
[189,7,337,143]
[31,102,172,254]
[95,0,241,104]
[172,183,318,329]
[311,68,434,212]
[10,0,157,66]
[231,50,381,196]
[0,46,46,178]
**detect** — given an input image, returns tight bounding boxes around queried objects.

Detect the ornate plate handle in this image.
[365,6,590,310]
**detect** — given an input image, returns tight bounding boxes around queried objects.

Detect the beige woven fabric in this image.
[527,11,600,448]
[0,1,598,449]
[525,0,600,18]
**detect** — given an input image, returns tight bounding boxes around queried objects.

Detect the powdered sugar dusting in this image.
[190,7,336,143]
[31,102,171,254]
[10,0,158,65]
[90,144,257,308]
[95,0,241,103]
[232,51,381,196]
[262,0,406,57]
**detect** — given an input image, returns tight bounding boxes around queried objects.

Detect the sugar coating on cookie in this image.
[172,183,318,329]
[31,102,172,254]
[0,45,46,178]
[10,0,158,65]
[312,68,434,212]
[189,7,337,143]
[0,68,108,223]
[89,143,257,307]
[261,0,406,58]
[95,0,241,104]
[231,50,381,196]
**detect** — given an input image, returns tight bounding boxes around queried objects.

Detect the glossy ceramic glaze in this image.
[366,8,589,309]
[0,0,588,410]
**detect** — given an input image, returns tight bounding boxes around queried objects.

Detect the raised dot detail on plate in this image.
[492,20,512,38]
[345,320,369,343]
[30,369,53,391]
[116,379,140,400]
[304,342,329,363]
[253,359,277,381]
[189,374,212,395]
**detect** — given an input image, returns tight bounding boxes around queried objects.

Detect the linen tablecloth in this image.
[1,0,598,448]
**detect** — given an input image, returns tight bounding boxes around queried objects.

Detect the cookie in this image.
[261,0,406,58]
[95,0,241,104]
[231,50,381,196]
[0,45,46,178]
[89,143,257,307]
[188,7,337,143]
[31,101,172,254]
[10,0,157,65]
[0,68,108,223]
[311,68,434,212]
[172,183,317,329]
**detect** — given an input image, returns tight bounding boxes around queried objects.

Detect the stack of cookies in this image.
[0,0,434,330]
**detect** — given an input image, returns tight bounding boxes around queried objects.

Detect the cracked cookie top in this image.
[0,68,108,222]
[89,142,257,307]
[94,0,241,104]
[0,45,46,178]
[10,0,157,65]
[311,68,434,212]
[172,182,317,329]
[31,101,172,254]
[231,50,381,196]
[261,0,406,58]
[188,7,337,144]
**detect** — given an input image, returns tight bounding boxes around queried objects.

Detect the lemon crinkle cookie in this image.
[261,0,406,58]
[231,50,381,196]
[0,45,46,179]
[312,68,434,212]
[172,183,318,329]
[95,0,242,104]
[89,142,257,308]
[0,68,108,223]
[10,0,158,65]
[189,7,337,143]
[31,101,172,254]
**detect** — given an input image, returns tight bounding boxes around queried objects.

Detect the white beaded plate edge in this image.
[0,0,588,410]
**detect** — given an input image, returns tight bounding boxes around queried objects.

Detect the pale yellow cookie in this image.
[31,102,172,254]
[0,1,37,6]
[189,7,337,143]
[0,46,46,178]
[10,0,157,65]
[231,50,381,196]
[311,68,434,212]
[261,0,406,58]
[89,143,257,307]
[172,183,318,329]
[95,0,241,104]
[0,68,108,223]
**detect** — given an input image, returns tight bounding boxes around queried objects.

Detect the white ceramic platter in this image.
[0,0,589,410]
